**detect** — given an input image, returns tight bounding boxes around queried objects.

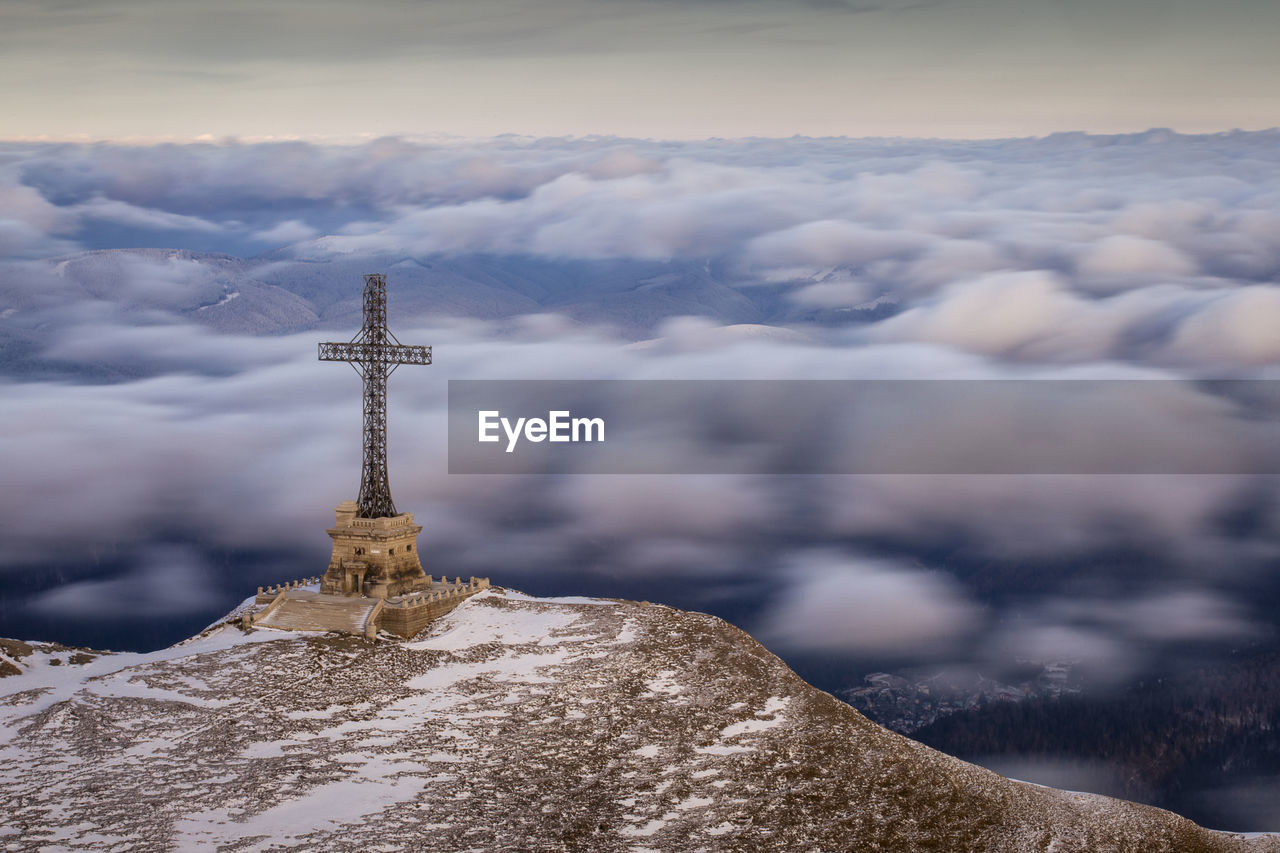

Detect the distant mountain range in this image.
[902,652,1280,833]
[15,247,869,337]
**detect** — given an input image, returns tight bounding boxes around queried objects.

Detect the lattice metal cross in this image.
[319,274,431,519]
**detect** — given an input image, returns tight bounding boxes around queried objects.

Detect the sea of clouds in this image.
[1,132,1278,692]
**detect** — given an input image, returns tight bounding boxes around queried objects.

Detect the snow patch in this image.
[409,595,585,651]
[719,697,789,738]
[695,744,755,755]
[173,755,428,850]
[197,290,239,311]
[621,816,669,837]
[644,670,682,697]
[500,591,614,606]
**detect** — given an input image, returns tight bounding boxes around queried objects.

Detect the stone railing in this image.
[386,577,490,610]
[256,577,321,600]
[375,577,492,638]
[348,515,414,530]
[364,598,386,640]
[245,587,289,628]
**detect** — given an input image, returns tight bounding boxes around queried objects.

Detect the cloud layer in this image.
[1,133,1279,693]
[6,132,1280,365]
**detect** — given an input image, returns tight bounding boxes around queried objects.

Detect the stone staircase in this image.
[255,590,378,635]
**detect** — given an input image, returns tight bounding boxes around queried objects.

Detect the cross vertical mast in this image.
[359,273,394,518]
[319,273,431,519]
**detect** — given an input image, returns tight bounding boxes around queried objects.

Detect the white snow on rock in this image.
[408,590,583,650]
[1,589,1275,852]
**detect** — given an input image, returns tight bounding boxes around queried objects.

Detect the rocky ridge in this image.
[1,590,1275,852]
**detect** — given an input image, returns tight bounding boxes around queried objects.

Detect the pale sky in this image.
[1,0,1277,141]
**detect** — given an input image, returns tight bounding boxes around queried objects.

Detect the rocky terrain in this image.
[1,590,1276,852]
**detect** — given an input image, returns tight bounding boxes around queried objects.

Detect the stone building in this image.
[320,500,428,598]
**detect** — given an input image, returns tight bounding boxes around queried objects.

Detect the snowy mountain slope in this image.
[48,250,319,334]
[5,249,795,344]
[1,590,1274,852]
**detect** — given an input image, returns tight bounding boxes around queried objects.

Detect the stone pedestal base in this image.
[320,501,430,599]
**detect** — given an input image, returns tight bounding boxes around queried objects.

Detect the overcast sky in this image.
[2,0,1277,141]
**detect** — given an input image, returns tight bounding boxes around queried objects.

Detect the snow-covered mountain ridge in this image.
[1,589,1274,852]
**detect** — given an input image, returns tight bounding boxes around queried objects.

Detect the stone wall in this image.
[377,578,491,638]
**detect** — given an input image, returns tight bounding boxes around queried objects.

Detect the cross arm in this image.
[318,341,432,365]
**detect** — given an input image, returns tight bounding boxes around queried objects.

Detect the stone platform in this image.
[247,576,491,640]
[255,591,378,635]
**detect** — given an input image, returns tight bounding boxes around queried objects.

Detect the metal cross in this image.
[319,274,431,519]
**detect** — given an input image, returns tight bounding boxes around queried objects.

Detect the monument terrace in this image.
[240,273,488,639]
